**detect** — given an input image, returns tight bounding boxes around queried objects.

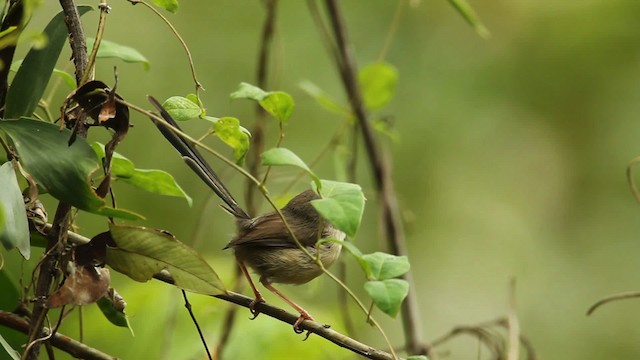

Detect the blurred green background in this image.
[3,0,640,359]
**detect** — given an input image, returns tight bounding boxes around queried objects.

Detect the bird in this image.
[148,96,344,332]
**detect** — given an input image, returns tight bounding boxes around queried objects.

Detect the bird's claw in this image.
[248,297,265,320]
[293,314,314,340]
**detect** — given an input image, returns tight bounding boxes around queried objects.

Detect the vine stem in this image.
[322,0,427,355]
[127,0,203,96]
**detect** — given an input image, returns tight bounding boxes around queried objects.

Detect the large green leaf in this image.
[86,38,150,70]
[0,162,29,259]
[92,142,192,206]
[0,119,141,220]
[162,96,202,121]
[361,252,409,281]
[106,224,226,295]
[311,180,365,237]
[364,279,409,318]
[4,5,93,119]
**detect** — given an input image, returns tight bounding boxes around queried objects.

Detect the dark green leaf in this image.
[0,119,142,220]
[204,116,250,164]
[0,162,29,259]
[358,62,398,111]
[4,5,92,118]
[97,297,131,330]
[86,38,150,70]
[364,279,409,317]
[0,270,23,360]
[151,0,179,13]
[92,142,192,205]
[311,180,365,237]
[162,96,202,121]
[362,252,410,281]
[107,224,226,295]
[447,0,490,39]
[261,147,320,188]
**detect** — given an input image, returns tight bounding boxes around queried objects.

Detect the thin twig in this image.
[0,311,116,360]
[377,0,406,62]
[506,278,519,360]
[587,291,640,316]
[182,290,213,360]
[127,0,203,96]
[81,0,109,85]
[322,0,427,355]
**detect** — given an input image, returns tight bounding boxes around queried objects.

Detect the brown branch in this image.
[321,0,427,355]
[33,221,399,360]
[26,1,90,358]
[0,311,116,360]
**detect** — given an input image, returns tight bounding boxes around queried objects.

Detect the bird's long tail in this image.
[148,96,250,220]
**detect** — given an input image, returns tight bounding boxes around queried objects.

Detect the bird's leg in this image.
[259,277,314,338]
[237,258,264,319]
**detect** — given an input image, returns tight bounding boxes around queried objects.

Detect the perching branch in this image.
[32,221,400,360]
[321,0,427,355]
[0,311,115,360]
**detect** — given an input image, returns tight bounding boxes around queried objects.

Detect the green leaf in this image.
[259,92,294,123]
[447,0,490,39]
[299,80,349,117]
[204,116,250,164]
[96,290,133,335]
[311,180,365,237]
[0,119,142,220]
[162,96,203,121]
[92,142,192,205]
[261,148,320,189]
[4,6,92,118]
[0,333,19,360]
[362,252,409,281]
[358,62,398,111]
[230,82,295,122]
[151,0,179,13]
[320,238,371,277]
[86,38,150,70]
[0,162,30,259]
[106,224,226,295]
[10,60,76,90]
[230,82,268,101]
[407,356,429,360]
[364,279,409,317]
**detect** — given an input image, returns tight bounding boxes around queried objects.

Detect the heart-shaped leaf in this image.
[364,279,409,318]
[261,147,320,189]
[311,180,365,237]
[362,252,410,281]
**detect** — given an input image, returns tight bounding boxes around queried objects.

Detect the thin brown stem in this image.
[322,0,427,355]
[81,0,109,85]
[127,0,203,96]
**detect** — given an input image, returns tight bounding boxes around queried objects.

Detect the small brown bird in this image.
[149,97,344,330]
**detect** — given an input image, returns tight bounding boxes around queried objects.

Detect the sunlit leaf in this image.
[362,252,409,281]
[358,62,398,111]
[86,38,150,70]
[151,0,179,13]
[364,279,409,317]
[261,147,320,188]
[0,162,30,259]
[162,96,203,121]
[204,116,250,164]
[107,224,226,295]
[4,6,92,118]
[230,82,295,122]
[311,180,365,237]
[447,0,490,39]
[92,142,192,205]
[0,119,142,220]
